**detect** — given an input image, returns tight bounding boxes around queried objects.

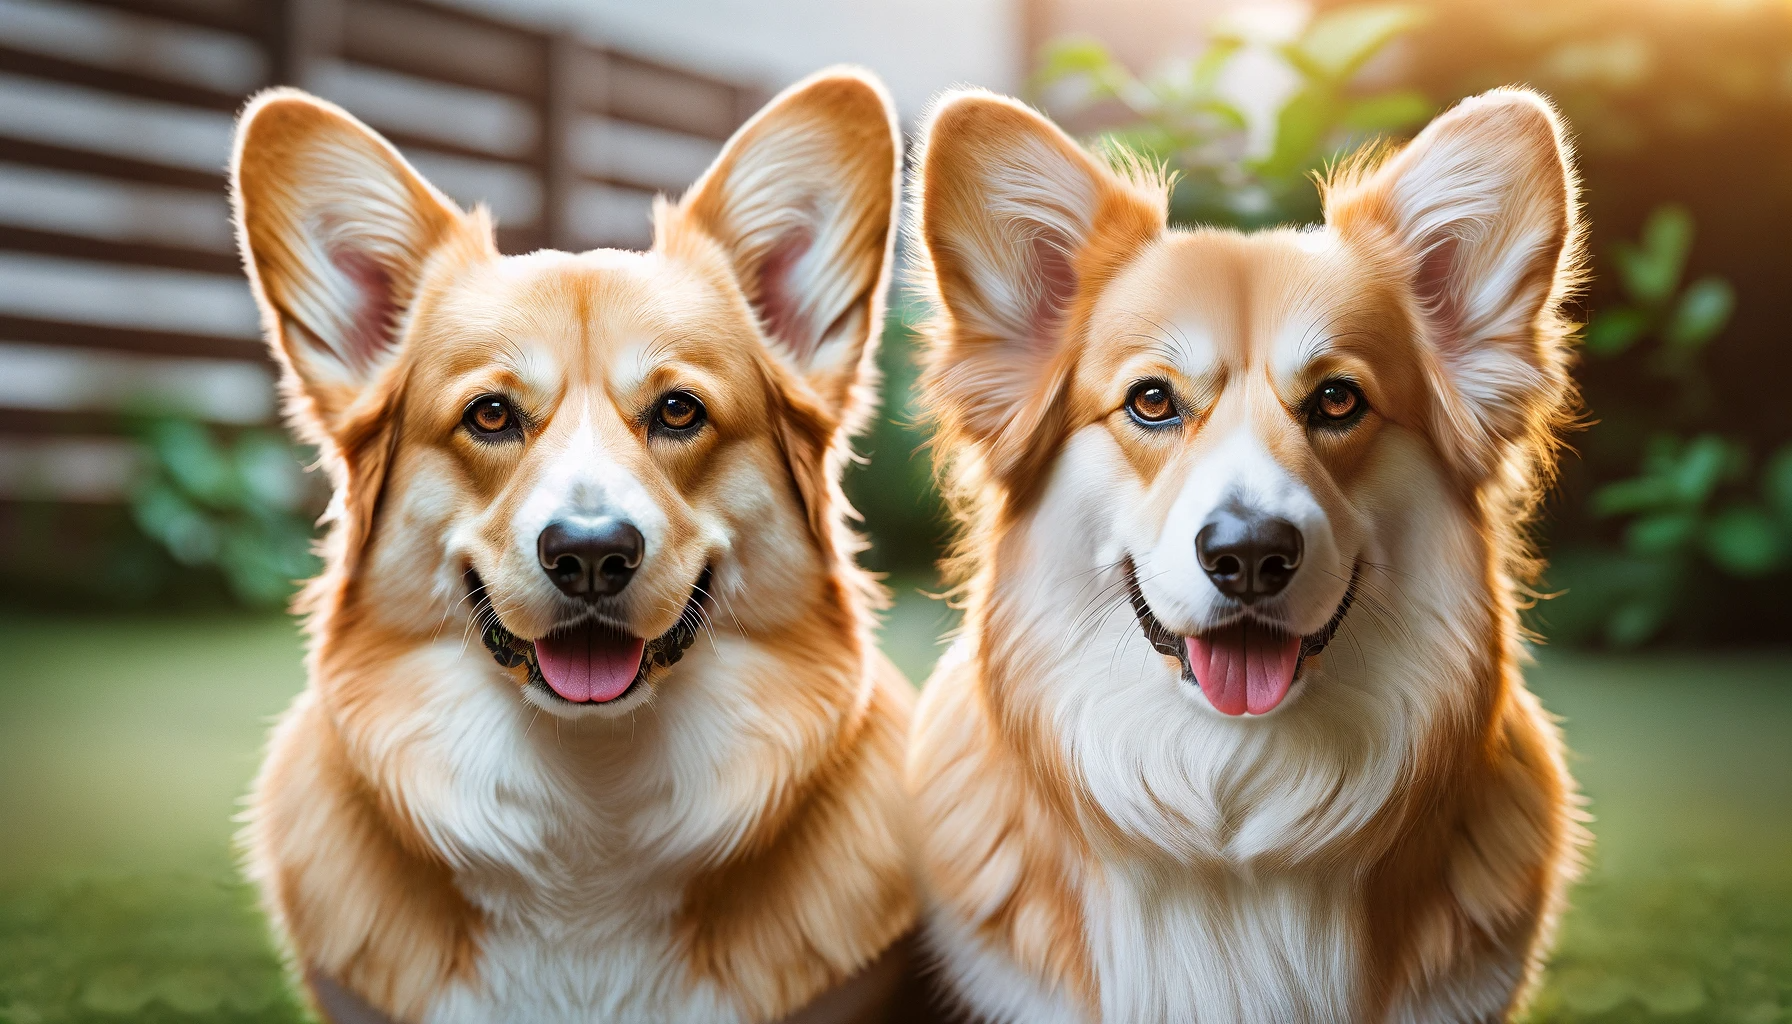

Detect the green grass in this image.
[1,600,1787,1023]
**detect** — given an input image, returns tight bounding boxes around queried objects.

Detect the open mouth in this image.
[466,567,712,706]
[1123,557,1358,717]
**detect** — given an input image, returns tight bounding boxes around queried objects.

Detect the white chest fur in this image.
[1086,863,1361,1024]
[423,887,741,1024]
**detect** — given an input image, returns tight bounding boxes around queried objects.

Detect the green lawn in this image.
[1,594,1788,1023]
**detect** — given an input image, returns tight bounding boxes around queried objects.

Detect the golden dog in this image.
[906,88,1589,1023]
[233,69,913,1023]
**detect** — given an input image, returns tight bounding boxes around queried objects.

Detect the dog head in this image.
[234,69,900,719]
[916,89,1580,723]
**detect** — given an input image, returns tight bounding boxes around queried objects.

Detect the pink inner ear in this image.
[329,244,399,373]
[1023,231,1079,351]
[754,230,816,362]
[1414,236,1465,350]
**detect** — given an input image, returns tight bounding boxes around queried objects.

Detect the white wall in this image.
[450,0,1024,122]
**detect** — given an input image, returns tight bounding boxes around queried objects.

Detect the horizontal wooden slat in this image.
[0,225,239,275]
[77,0,263,36]
[378,127,540,168]
[0,44,246,112]
[0,314,263,362]
[342,0,548,100]
[0,408,146,438]
[0,136,225,192]
[601,53,744,141]
[0,409,275,438]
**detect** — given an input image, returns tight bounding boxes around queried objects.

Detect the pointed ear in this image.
[912,90,1165,483]
[231,88,481,443]
[673,67,901,428]
[1326,88,1583,482]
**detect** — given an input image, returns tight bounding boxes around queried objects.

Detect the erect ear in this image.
[1326,88,1583,483]
[673,67,901,430]
[231,88,481,446]
[912,90,1165,485]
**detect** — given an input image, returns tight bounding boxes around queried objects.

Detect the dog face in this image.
[917,90,1578,723]
[235,72,899,719]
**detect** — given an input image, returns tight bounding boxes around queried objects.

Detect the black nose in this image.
[537,517,644,598]
[1196,507,1303,604]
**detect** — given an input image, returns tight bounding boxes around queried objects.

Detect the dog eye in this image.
[1125,380,1179,426]
[654,391,706,433]
[464,395,519,438]
[1309,381,1366,426]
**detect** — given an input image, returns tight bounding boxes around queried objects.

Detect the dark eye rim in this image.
[1306,379,1369,429]
[651,389,708,436]
[1124,379,1182,428]
[461,393,524,442]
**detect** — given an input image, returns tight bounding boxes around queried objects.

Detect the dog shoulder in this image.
[1378,678,1587,1022]
[243,687,481,1023]
[909,650,1099,1018]
[675,651,918,1022]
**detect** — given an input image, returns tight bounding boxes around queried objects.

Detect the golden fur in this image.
[906,89,1589,1022]
[233,69,914,1023]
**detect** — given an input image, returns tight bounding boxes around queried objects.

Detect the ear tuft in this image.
[232,88,476,438]
[1326,87,1583,483]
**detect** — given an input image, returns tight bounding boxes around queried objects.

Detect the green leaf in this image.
[1584,305,1652,356]
[1626,510,1699,555]
[145,419,236,506]
[1035,35,1120,86]
[1294,3,1430,82]
[1662,275,1735,350]
[1256,86,1334,181]
[1703,504,1785,577]
[1670,433,1738,505]
[1189,37,1244,93]
[1337,90,1432,134]
[1592,475,1675,518]
[1614,204,1693,305]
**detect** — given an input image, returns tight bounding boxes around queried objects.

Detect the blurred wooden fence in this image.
[0,0,765,507]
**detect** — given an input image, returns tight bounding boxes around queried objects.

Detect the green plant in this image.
[1556,205,1792,646]
[1034,3,1433,228]
[128,417,321,608]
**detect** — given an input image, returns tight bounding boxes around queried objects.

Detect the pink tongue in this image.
[1185,623,1301,716]
[532,625,645,703]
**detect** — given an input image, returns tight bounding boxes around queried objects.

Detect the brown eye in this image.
[654,391,705,433]
[464,395,517,438]
[1125,380,1179,426]
[1311,381,1365,426]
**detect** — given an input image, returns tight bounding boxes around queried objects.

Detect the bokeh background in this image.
[1,0,1788,1020]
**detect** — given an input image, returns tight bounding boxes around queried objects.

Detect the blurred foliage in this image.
[1035,3,1433,227]
[1383,0,1792,646]
[845,302,951,576]
[1547,206,1792,646]
[126,417,320,609]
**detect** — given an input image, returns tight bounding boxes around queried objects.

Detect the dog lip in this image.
[536,610,639,643]
[1121,556,1359,690]
[463,565,713,705]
